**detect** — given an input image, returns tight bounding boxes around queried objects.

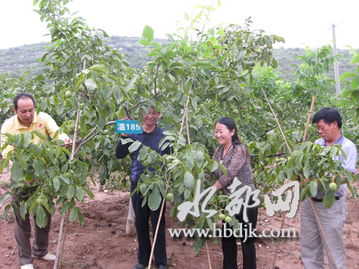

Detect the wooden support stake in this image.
[147,199,166,269]
[205,241,213,269]
[53,95,81,269]
[53,212,69,269]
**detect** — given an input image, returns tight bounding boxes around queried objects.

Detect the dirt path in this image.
[1,169,358,269]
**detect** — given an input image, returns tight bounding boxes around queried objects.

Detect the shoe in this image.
[20,265,34,269]
[131,264,145,269]
[32,253,56,261]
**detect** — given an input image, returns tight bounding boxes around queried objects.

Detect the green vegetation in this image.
[0,0,358,254]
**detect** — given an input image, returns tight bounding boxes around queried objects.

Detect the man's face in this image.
[316,119,338,143]
[143,107,160,127]
[15,98,35,127]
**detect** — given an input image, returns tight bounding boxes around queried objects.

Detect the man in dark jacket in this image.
[116,106,169,269]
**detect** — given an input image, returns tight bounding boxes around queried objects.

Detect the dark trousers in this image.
[222,205,258,269]
[131,189,167,267]
[12,202,51,265]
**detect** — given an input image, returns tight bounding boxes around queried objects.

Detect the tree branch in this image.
[73,121,116,158]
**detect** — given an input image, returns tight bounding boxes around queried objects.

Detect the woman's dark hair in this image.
[13,92,36,110]
[312,107,342,129]
[216,117,241,145]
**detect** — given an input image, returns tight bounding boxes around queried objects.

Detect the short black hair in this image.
[13,92,36,110]
[312,107,342,128]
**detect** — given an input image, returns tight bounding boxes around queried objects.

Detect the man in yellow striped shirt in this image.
[1,92,71,269]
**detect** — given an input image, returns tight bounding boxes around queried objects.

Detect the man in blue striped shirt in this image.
[301,107,357,269]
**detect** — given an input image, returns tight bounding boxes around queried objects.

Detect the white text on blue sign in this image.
[116,120,143,134]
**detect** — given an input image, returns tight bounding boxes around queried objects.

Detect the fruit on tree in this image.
[165,193,174,202]
[218,213,225,220]
[224,216,232,223]
[329,182,338,191]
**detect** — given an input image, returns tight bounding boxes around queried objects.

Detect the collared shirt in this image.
[116,126,170,188]
[212,144,254,193]
[314,135,357,198]
[1,112,69,159]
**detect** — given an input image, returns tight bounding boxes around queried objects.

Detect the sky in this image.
[0,0,358,50]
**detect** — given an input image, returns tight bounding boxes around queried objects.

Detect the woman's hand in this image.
[213,181,222,190]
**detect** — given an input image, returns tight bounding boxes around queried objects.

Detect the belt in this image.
[311,197,341,202]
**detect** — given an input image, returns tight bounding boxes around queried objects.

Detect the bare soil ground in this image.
[1,169,358,269]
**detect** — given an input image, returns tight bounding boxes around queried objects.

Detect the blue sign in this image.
[116,120,143,134]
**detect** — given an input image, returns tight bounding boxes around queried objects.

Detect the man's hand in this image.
[64,138,73,149]
[121,116,131,137]
[25,178,37,185]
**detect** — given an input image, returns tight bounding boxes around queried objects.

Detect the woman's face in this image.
[214,123,234,146]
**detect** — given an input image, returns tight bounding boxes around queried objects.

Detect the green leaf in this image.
[38,198,51,213]
[351,77,359,89]
[0,158,9,174]
[77,208,84,225]
[208,160,218,172]
[351,54,359,64]
[84,78,97,92]
[23,133,32,147]
[56,101,65,115]
[339,71,357,80]
[98,115,106,129]
[69,207,77,223]
[11,161,24,181]
[89,64,107,73]
[142,25,154,42]
[194,150,204,167]
[183,171,194,188]
[309,181,318,197]
[148,186,161,211]
[112,86,122,100]
[59,174,70,184]
[163,130,177,136]
[67,186,75,200]
[322,191,335,208]
[124,74,138,93]
[53,177,60,191]
[192,238,206,254]
[139,38,149,46]
[83,187,94,199]
[35,206,48,228]
[32,130,47,141]
[129,141,142,153]
[60,202,71,214]
[148,151,158,164]
[76,187,85,201]
[0,193,11,207]
[33,160,45,177]
[303,166,310,178]
[20,202,28,219]
[300,185,310,201]
[341,89,358,98]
